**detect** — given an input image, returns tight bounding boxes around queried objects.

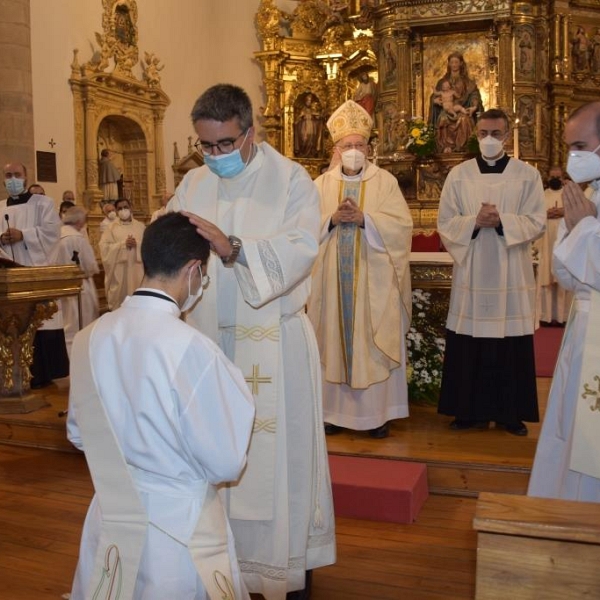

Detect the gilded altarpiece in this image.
[255,0,600,228]
[69,0,170,249]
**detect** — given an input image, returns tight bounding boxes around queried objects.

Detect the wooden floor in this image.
[0,377,551,599]
[0,443,477,600]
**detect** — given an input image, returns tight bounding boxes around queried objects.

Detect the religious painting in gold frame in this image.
[420,33,493,123]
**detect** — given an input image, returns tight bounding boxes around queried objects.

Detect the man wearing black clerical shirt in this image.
[1,161,69,388]
[436,109,546,436]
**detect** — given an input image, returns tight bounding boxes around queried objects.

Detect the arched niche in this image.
[68,0,170,247]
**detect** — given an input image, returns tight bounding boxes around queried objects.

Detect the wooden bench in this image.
[474,491,600,599]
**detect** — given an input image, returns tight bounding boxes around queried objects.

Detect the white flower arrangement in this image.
[406,289,446,404]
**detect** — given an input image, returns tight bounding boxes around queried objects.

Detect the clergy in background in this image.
[170,83,335,600]
[437,108,545,436]
[52,206,99,356]
[307,100,413,440]
[1,161,69,388]
[67,212,254,599]
[528,102,600,501]
[535,165,573,325]
[99,197,145,310]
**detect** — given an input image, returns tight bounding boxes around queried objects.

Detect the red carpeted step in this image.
[328,454,429,523]
[534,326,564,377]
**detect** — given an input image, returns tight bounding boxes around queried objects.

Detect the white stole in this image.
[570,290,600,478]
[73,323,241,599]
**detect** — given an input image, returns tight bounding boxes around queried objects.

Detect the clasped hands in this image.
[331,198,364,227]
[475,202,500,229]
[0,227,23,245]
[125,235,137,249]
[562,181,597,232]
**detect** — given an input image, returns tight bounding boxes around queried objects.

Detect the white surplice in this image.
[67,292,255,599]
[437,158,546,337]
[52,224,99,355]
[308,163,413,429]
[0,193,64,330]
[170,143,336,599]
[528,188,600,501]
[99,218,145,310]
[535,187,573,323]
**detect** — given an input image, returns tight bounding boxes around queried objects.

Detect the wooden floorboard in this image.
[0,444,478,599]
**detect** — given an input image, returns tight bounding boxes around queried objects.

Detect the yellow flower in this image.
[410,127,421,138]
[416,139,425,146]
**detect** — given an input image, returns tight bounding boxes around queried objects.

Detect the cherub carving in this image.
[141,51,164,88]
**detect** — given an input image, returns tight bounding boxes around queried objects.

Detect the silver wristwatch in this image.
[222,235,242,267]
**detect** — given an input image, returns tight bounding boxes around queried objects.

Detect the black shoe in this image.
[499,421,528,436]
[324,423,343,435]
[369,423,389,439]
[30,380,52,390]
[287,570,312,599]
[449,419,489,430]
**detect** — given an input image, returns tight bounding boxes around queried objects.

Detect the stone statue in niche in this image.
[572,26,591,71]
[293,92,323,158]
[352,69,377,117]
[429,52,483,154]
[381,39,397,90]
[592,28,600,72]
[518,29,534,76]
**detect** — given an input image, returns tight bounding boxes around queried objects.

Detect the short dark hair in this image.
[115,198,130,210]
[478,108,510,131]
[59,200,75,214]
[100,149,110,157]
[142,212,210,278]
[190,84,253,131]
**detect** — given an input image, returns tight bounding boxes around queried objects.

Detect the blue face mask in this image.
[203,131,251,179]
[5,177,25,197]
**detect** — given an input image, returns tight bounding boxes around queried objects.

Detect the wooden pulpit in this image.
[0,261,84,413]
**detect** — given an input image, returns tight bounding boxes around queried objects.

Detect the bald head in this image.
[3,162,27,180]
[566,102,600,151]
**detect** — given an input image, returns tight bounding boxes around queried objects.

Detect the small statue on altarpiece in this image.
[293,92,324,159]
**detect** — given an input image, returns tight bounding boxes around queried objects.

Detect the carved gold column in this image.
[153,107,166,201]
[496,19,513,112]
[84,91,101,202]
[255,50,287,152]
[397,29,411,117]
[70,51,89,210]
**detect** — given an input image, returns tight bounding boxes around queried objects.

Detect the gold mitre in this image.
[327,100,373,143]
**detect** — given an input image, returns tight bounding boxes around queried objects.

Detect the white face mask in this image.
[478,135,505,159]
[107,210,117,221]
[341,149,366,172]
[117,208,131,221]
[180,265,209,312]
[566,142,600,183]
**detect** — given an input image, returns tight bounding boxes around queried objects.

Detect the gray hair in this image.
[62,205,87,225]
[190,84,253,131]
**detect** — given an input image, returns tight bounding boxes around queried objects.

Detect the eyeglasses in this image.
[336,142,369,152]
[194,130,247,156]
